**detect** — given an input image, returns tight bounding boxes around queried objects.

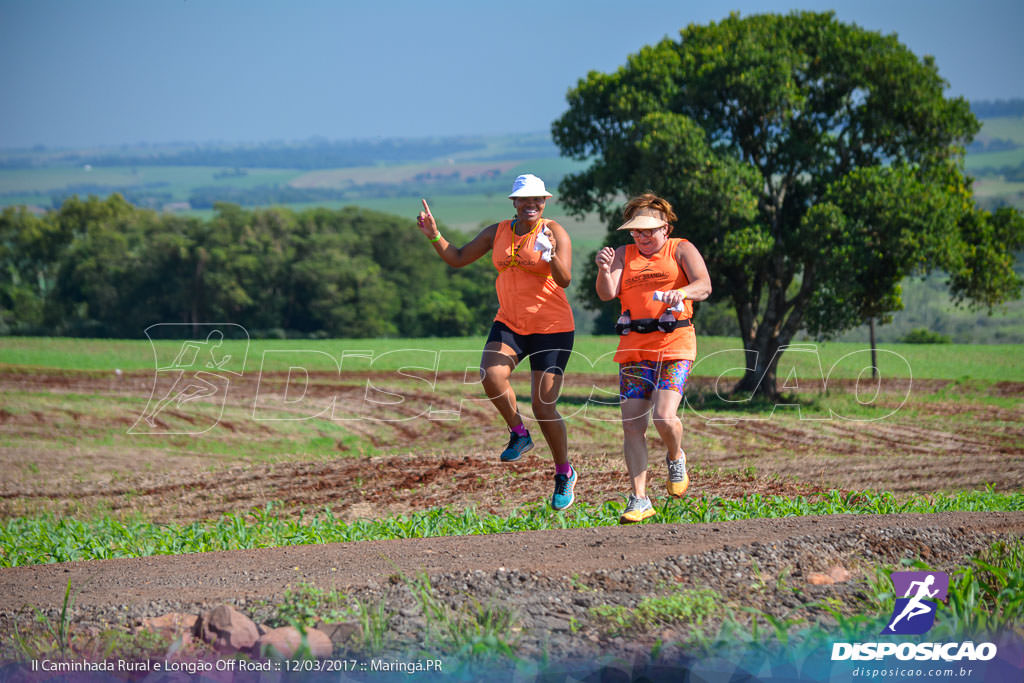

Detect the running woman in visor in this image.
[595,193,711,523]
[417,174,577,510]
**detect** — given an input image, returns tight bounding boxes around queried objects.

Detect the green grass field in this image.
[2,335,1022,382]
[974,116,1024,145]
[966,116,1024,202]
[966,147,1024,171]
[973,175,1024,197]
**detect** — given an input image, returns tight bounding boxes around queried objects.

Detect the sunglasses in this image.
[630,226,666,239]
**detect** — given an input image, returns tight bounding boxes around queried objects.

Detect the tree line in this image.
[0,195,497,339]
[970,99,1024,118]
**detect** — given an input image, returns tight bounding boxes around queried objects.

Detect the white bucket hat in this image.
[508,174,552,198]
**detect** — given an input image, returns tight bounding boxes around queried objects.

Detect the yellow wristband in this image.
[429,233,442,243]
[677,289,687,299]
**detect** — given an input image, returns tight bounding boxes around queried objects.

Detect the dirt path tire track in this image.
[3,511,1023,614]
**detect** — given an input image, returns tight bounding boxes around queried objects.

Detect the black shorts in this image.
[484,321,575,375]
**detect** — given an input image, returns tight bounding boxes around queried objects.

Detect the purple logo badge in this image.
[883,571,949,635]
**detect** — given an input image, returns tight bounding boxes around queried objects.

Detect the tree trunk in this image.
[190,249,208,338]
[734,333,784,400]
[731,259,810,401]
[869,317,878,379]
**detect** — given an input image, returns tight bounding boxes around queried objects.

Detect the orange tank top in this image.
[491,219,574,335]
[614,238,697,363]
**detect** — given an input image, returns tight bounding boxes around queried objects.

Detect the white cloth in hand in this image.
[534,229,553,262]
[653,290,685,312]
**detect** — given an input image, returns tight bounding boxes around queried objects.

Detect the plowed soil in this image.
[1,369,1022,645]
[2,371,1021,524]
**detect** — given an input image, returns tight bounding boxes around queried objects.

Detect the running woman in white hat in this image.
[595,193,711,523]
[416,174,578,510]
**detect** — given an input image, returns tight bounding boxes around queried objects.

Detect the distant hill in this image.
[971,98,1024,118]
[0,134,560,171]
[0,132,572,211]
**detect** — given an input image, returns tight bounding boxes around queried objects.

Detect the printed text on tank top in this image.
[623,243,676,291]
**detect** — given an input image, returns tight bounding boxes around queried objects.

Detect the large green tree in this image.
[553,11,1024,397]
[0,205,71,334]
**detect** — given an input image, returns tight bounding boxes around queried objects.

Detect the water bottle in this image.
[616,310,632,335]
[658,309,677,332]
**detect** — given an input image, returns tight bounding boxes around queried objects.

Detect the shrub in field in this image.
[902,327,953,344]
[590,588,722,636]
[408,574,520,661]
[6,580,169,664]
[937,539,1024,637]
[267,583,349,629]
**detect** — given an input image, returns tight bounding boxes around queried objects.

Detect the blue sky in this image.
[1,0,1021,149]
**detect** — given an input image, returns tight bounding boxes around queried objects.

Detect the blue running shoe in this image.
[499,429,534,462]
[550,466,577,511]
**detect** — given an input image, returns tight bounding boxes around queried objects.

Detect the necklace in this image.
[505,218,543,269]
[510,218,540,245]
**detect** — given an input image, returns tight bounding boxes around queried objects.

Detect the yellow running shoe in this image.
[666,451,689,497]
[619,494,656,524]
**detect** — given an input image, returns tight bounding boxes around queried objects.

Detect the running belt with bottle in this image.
[613,238,697,364]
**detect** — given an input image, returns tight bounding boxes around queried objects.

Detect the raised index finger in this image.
[421,199,433,217]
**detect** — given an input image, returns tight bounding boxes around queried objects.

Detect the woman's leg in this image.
[531,370,567,466]
[650,360,692,497]
[480,343,521,427]
[650,388,684,460]
[620,397,652,498]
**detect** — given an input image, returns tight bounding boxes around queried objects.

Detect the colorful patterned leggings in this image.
[618,359,693,400]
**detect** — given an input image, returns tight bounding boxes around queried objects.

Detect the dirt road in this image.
[3,511,1024,615]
